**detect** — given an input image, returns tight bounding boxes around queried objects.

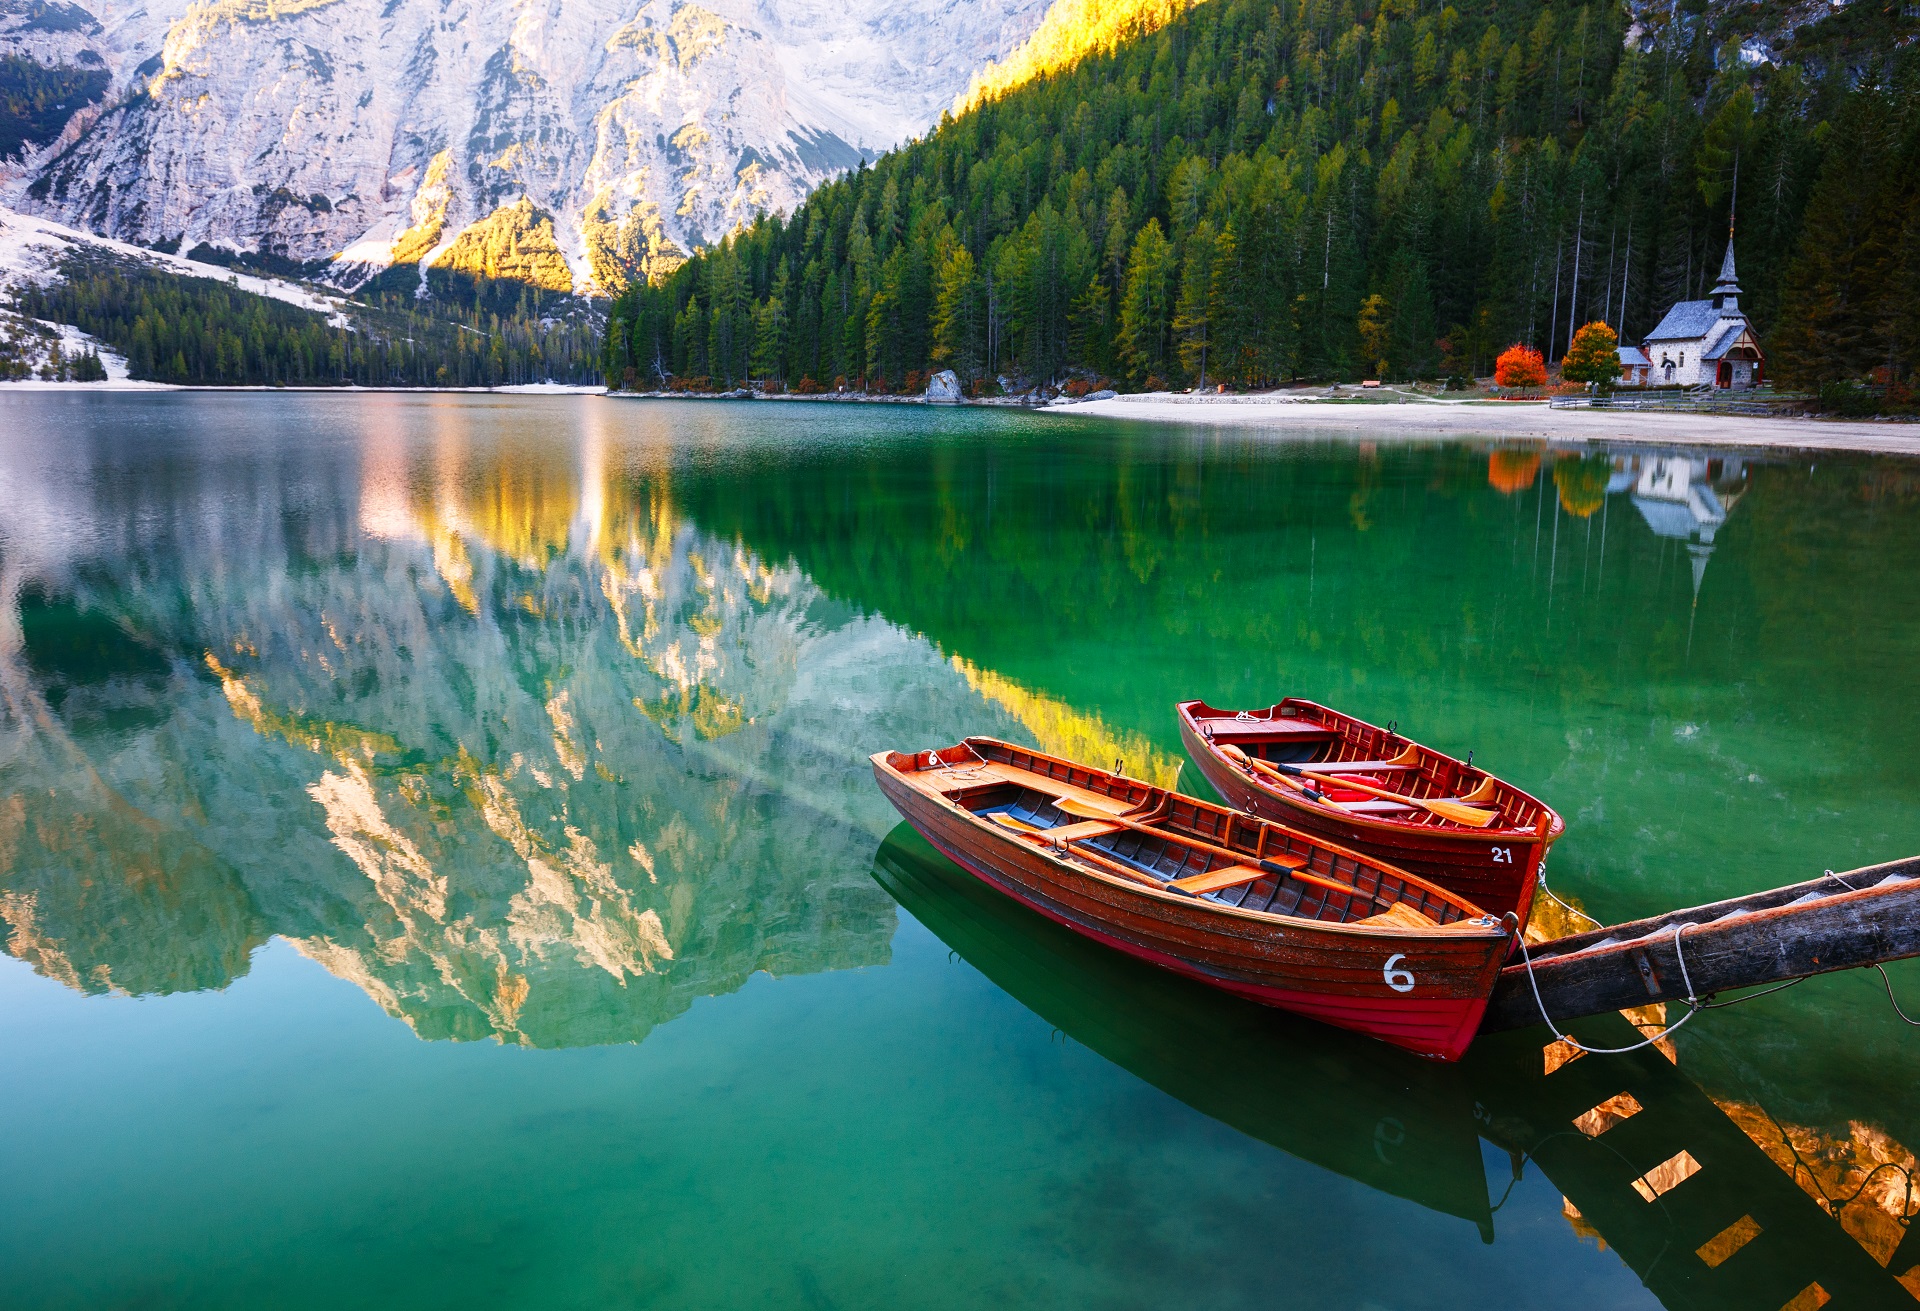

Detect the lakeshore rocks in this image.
[925,369,961,403]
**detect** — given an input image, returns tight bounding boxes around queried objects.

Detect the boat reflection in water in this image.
[872,827,1496,1234]
[873,829,1920,1311]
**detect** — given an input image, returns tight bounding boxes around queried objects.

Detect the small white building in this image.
[1636,243,1766,388]
[1616,344,1651,386]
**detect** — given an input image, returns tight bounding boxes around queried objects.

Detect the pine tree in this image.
[932,245,985,380]
[1173,220,1219,384]
[1118,220,1176,384]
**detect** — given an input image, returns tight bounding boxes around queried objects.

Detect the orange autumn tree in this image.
[1488,450,1543,494]
[1562,321,1622,392]
[1494,343,1547,391]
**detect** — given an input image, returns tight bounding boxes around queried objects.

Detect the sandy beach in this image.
[1057,394,1920,457]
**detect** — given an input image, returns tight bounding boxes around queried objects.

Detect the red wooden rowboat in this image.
[872,737,1512,1061]
[1176,699,1564,926]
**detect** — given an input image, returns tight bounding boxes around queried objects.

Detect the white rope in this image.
[1512,919,1705,1055]
[1538,873,1603,929]
[1877,965,1920,1026]
[1516,866,1919,1045]
[1819,868,1920,1026]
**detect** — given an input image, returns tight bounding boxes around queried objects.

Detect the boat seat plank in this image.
[1171,866,1272,895]
[1203,721,1336,739]
[988,812,1047,836]
[1353,901,1438,930]
[1044,820,1124,841]
[1335,799,1417,814]
[971,762,1136,816]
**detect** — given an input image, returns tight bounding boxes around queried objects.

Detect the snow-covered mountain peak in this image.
[2,0,1052,293]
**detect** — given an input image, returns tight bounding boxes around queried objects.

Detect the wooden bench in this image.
[1172,865,1274,895]
[1203,720,1336,741]
[972,761,1138,816]
[1045,819,1125,842]
[1171,852,1308,895]
[1354,901,1437,929]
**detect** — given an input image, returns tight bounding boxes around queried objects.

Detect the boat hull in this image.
[1177,702,1560,924]
[874,759,1506,1061]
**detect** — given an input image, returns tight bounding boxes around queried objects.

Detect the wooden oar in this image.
[1051,797,1390,906]
[1219,744,1496,828]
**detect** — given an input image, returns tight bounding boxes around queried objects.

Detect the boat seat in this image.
[1353,901,1437,929]
[1203,720,1335,740]
[1171,865,1271,895]
[1334,799,1416,814]
[974,762,1135,816]
[1044,820,1124,842]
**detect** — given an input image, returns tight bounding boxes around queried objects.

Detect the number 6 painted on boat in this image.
[1383,954,1415,993]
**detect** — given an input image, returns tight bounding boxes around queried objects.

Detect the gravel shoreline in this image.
[1052,395,1920,457]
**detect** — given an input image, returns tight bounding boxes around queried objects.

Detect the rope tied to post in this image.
[1510,915,1707,1056]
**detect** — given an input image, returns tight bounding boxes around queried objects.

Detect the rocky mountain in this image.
[0,0,1052,296]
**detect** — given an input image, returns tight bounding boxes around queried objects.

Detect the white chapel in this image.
[1620,243,1766,389]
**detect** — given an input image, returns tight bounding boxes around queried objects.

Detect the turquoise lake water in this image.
[1,392,1917,1309]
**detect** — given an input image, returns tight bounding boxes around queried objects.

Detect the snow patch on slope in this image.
[0,204,351,324]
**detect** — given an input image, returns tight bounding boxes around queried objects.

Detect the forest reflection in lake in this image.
[1,391,1917,1310]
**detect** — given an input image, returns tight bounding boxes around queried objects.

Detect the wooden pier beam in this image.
[1481,856,1920,1034]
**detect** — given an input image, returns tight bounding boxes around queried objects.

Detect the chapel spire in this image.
[1710,240,1740,311]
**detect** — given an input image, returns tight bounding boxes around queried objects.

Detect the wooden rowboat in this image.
[1177,699,1564,925]
[872,737,1513,1061]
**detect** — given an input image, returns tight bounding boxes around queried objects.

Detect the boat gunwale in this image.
[1177,698,1565,844]
[873,739,1504,942]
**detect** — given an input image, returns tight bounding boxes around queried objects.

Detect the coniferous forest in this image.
[16,255,603,388]
[600,0,1919,396]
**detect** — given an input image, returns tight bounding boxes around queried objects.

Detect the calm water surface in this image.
[2,393,1917,1310]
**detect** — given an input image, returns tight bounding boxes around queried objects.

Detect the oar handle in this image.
[1222,745,1327,799]
[1275,863,1375,900]
[1268,760,1495,827]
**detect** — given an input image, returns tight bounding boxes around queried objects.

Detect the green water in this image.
[1,392,1916,1310]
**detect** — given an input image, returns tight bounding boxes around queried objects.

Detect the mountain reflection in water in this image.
[0,408,1053,1045]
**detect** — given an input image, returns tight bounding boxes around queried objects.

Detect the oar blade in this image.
[1424,798,1498,827]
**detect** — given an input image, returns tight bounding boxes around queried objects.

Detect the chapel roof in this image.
[1700,321,1747,361]
[1645,298,1726,343]
[1617,344,1650,366]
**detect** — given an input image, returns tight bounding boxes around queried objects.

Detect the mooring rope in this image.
[1819,869,1919,1027]
[1695,975,1809,1008]
[1514,864,1920,1049]
[1877,965,1920,1027]
[1536,872,1603,930]
[1509,915,1706,1055]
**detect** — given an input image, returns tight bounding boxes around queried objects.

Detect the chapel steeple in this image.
[1710,240,1740,313]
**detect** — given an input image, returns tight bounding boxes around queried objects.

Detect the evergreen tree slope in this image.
[604,0,1919,394]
